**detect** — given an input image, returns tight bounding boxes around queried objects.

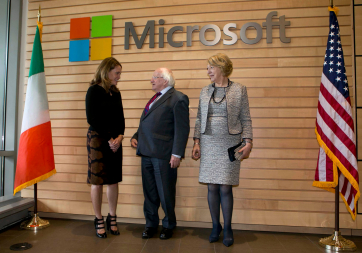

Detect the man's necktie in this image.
[144,92,162,115]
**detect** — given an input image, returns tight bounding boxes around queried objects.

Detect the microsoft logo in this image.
[69,15,112,62]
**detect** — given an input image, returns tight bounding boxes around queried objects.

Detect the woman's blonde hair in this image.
[208,53,233,77]
[90,57,122,93]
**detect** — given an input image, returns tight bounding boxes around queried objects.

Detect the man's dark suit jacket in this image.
[132,87,190,160]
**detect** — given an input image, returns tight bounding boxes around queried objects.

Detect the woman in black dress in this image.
[86,57,125,238]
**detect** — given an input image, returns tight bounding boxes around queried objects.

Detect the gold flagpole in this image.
[20,5,49,230]
[37,5,41,22]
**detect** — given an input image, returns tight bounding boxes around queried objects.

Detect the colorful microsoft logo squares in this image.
[69,40,89,62]
[91,38,112,61]
[69,15,112,62]
[91,15,113,37]
[70,17,90,39]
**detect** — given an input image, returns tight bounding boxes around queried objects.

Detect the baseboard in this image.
[37,212,362,236]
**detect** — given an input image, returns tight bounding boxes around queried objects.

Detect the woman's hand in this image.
[109,135,123,153]
[238,142,252,159]
[192,142,201,160]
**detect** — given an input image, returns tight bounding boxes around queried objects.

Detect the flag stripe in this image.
[326,152,334,182]
[349,195,355,211]
[315,146,335,183]
[21,72,50,133]
[28,26,44,77]
[339,173,345,190]
[14,121,55,193]
[317,148,326,181]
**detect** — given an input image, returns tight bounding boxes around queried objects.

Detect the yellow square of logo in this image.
[90,38,112,60]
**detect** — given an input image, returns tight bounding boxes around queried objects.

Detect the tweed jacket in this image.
[194,81,253,140]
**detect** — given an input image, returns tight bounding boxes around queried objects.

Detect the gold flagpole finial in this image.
[37,5,41,22]
[37,5,43,42]
[328,0,339,15]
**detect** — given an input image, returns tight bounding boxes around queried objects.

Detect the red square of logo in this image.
[70,17,90,39]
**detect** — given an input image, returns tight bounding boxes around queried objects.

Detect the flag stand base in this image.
[319,231,357,251]
[20,213,50,230]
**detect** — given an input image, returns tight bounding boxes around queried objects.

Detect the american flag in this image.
[313,10,360,220]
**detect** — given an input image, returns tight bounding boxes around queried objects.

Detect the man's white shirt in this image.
[149,86,172,109]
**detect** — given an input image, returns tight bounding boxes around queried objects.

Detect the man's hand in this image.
[169,156,181,168]
[131,138,138,148]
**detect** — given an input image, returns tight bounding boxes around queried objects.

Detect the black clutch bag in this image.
[227,140,246,162]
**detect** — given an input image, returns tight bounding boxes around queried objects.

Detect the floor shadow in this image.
[70,220,97,237]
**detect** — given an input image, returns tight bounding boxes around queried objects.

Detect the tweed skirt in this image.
[198,90,241,186]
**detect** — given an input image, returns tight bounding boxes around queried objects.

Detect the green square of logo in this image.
[91,15,112,37]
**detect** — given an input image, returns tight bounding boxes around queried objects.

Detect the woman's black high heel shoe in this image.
[94,217,107,238]
[106,213,120,235]
[209,223,222,243]
[222,229,234,247]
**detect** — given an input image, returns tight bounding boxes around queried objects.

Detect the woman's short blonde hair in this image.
[208,53,233,77]
[90,57,122,93]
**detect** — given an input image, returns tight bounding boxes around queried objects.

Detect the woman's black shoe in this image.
[94,217,107,238]
[222,229,234,247]
[223,237,234,247]
[209,223,222,243]
[106,213,120,235]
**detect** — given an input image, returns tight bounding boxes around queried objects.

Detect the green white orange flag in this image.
[14,24,56,195]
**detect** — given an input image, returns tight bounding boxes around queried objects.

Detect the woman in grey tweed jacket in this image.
[192,53,253,247]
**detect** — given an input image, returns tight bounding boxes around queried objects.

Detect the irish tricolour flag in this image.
[14,25,56,194]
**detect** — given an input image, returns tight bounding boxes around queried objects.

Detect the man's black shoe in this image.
[159,228,173,240]
[142,227,157,239]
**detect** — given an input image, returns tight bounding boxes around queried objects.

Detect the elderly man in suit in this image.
[131,68,190,240]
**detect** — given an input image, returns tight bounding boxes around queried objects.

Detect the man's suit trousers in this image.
[141,156,177,229]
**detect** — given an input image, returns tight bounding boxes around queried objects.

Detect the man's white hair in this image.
[159,68,175,87]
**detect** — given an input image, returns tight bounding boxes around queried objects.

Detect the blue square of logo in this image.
[69,40,89,62]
